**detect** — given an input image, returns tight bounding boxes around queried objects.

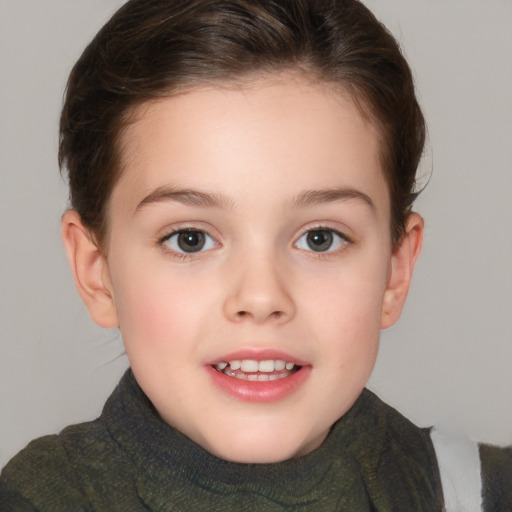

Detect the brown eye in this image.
[295,229,348,253]
[177,231,205,252]
[306,230,333,252]
[164,230,216,253]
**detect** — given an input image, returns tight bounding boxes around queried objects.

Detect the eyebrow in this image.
[291,187,375,211]
[135,186,235,213]
[135,185,375,214]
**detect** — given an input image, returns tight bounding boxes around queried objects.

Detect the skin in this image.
[62,73,423,464]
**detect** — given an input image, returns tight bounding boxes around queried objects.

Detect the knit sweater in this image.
[1,370,510,511]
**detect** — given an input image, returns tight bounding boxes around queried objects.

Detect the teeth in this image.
[258,360,275,373]
[274,360,286,371]
[215,359,297,374]
[241,360,259,372]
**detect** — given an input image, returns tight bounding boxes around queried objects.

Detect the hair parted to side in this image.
[59,0,426,248]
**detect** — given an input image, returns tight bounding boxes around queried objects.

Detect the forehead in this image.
[112,74,388,216]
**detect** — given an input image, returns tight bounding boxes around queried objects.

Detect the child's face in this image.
[77,74,418,463]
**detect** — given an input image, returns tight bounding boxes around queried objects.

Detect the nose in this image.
[223,256,296,324]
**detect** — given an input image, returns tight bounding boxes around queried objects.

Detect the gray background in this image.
[1,0,511,468]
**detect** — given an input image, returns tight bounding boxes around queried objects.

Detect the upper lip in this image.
[206,349,309,367]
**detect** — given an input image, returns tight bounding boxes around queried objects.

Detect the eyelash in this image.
[157,225,353,260]
[157,227,219,260]
[294,226,353,256]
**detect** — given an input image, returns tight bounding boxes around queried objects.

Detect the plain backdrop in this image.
[1,0,511,469]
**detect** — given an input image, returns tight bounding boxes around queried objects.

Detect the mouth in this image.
[207,352,310,402]
[212,359,300,381]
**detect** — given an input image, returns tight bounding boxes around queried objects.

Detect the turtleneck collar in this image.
[103,369,443,511]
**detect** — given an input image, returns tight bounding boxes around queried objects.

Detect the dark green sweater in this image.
[1,370,510,511]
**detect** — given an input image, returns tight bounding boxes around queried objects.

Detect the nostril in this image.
[236,310,283,319]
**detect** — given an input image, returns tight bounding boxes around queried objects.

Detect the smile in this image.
[214,359,299,381]
[207,353,310,402]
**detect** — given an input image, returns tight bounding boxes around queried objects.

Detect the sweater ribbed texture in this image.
[3,369,507,511]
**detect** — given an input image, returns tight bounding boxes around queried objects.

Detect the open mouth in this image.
[207,355,311,402]
[213,359,301,382]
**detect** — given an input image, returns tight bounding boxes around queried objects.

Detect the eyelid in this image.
[157,221,220,242]
[295,222,353,242]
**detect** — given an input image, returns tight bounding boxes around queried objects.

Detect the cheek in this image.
[297,254,389,368]
[300,255,389,328]
[110,261,210,351]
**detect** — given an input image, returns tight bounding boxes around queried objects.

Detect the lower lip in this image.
[206,365,311,403]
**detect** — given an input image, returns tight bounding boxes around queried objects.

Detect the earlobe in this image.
[380,213,424,329]
[61,210,118,329]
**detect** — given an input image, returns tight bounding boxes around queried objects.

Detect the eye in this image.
[295,228,348,253]
[162,229,217,254]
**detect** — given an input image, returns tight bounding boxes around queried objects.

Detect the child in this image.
[1,0,510,510]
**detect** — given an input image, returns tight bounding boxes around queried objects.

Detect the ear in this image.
[61,210,118,328]
[380,213,424,329]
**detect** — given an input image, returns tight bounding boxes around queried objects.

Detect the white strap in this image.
[430,428,483,512]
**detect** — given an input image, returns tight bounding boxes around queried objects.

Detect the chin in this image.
[202,428,325,464]
[212,445,298,464]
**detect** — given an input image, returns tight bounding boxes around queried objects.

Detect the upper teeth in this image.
[215,359,295,373]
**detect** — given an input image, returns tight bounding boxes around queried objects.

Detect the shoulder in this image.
[0,373,146,511]
[429,428,512,512]
[360,392,512,511]
[0,417,128,511]
[480,442,512,511]
[0,428,91,510]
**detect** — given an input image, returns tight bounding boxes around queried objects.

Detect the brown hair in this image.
[59,0,426,247]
